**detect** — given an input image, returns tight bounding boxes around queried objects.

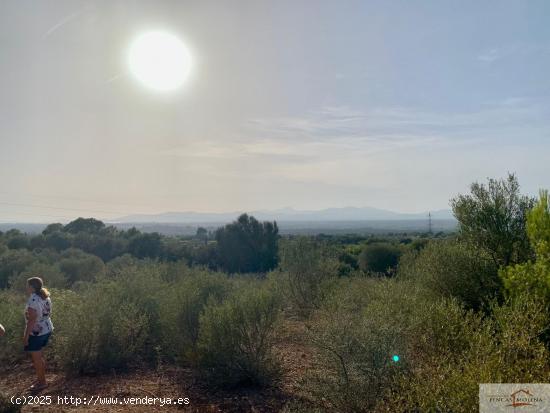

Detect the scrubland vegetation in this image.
[1,173,549,412]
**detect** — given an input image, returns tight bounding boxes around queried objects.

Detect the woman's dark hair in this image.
[27,276,50,300]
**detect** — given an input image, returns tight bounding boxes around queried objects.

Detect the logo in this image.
[480,384,550,412]
[507,389,539,408]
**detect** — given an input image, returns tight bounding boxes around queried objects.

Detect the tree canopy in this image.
[215,214,279,273]
[451,173,535,267]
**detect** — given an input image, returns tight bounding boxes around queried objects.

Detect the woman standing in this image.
[23,277,53,392]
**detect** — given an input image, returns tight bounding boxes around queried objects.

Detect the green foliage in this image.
[57,265,165,374]
[358,242,401,275]
[215,214,279,273]
[0,180,548,409]
[195,227,208,245]
[9,262,67,292]
[159,271,231,362]
[385,295,550,413]
[43,230,72,251]
[305,278,429,412]
[58,249,105,285]
[63,217,105,234]
[197,285,281,387]
[0,249,35,288]
[306,278,550,413]
[398,240,501,310]
[500,190,550,301]
[128,232,163,259]
[0,290,25,368]
[278,237,339,312]
[451,173,535,266]
[7,233,30,250]
[42,223,64,235]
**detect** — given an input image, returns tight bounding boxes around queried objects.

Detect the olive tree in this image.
[451,173,535,267]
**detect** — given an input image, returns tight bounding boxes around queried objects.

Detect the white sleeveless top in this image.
[25,293,54,336]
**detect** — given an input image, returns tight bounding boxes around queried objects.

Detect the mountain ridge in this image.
[113,207,454,224]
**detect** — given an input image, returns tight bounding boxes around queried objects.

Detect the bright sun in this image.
[128,31,192,92]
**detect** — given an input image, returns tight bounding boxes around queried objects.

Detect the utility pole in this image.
[428,212,433,235]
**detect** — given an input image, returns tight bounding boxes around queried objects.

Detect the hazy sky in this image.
[1,0,549,222]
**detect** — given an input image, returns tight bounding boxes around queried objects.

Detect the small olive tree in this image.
[451,173,535,267]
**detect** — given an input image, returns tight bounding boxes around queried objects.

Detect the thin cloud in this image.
[477,43,549,63]
[43,10,83,38]
[478,48,507,63]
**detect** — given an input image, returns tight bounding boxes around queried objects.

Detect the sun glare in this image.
[128,31,192,92]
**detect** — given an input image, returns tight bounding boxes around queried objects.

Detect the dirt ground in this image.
[0,320,318,413]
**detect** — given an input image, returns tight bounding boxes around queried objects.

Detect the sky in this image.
[1,0,549,222]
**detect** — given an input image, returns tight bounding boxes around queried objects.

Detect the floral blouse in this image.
[25,293,54,336]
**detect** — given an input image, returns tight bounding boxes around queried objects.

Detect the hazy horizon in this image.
[1,0,549,222]
[0,204,454,225]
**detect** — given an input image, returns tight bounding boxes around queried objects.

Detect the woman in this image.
[23,277,53,392]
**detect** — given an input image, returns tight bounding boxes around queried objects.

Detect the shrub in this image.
[159,270,231,363]
[197,285,281,387]
[0,290,26,369]
[128,232,163,259]
[304,278,430,412]
[398,240,501,310]
[58,265,165,374]
[9,262,67,292]
[304,276,549,413]
[358,242,401,275]
[383,295,550,413]
[278,237,339,313]
[58,248,105,285]
[0,249,35,289]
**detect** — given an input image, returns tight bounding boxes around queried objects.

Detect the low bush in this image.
[304,276,550,413]
[0,290,26,368]
[304,278,430,412]
[57,265,165,374]
[384,295,550,413]
[398,240,501,310]
[278,237,339,313]
[58,248,105,285]
[358,242,402,275]
[197,285,281,387]
[159,270,231,363]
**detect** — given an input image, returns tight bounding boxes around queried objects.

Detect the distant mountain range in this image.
[114,207,454,224]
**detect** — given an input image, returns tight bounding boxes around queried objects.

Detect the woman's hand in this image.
[23,335,29,346]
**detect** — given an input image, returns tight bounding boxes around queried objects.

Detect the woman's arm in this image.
[24,308,38,345]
